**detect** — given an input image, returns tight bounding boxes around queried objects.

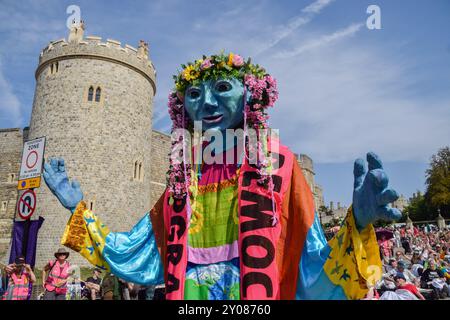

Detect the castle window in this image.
[134,161,138,180]
[95,87,102,102]
[88,86,94,101]
[49,62,59,75]
[1,201,7,211]
[88,201,95,211]
[133,161,143,181]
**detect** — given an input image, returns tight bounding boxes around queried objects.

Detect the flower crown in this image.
[166,52,279,200]
[173,52,266,96]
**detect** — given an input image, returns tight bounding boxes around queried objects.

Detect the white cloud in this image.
[254,0,335,56]
[273,22,363,58]
[0,60,22,127]
[302,0,335,14]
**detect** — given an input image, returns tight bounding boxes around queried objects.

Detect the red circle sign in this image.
[17,189,36,220]
[26,150,38,169]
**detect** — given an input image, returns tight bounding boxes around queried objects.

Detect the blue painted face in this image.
[184,78,245,131]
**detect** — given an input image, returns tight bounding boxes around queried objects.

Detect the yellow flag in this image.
[61,201,110,271]
[323,207,382,300]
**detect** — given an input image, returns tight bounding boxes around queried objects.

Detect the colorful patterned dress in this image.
[184,158,241,299]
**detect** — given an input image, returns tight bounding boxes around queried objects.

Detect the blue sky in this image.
[0,0,449,205]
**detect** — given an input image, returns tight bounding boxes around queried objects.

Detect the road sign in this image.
[18,137,46,189]
[18,177,41,190]
[17,189,37,220]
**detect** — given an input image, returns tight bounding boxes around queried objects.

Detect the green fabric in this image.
[184,276,240,300]
[184,279,210,300]
[188,183,239,248]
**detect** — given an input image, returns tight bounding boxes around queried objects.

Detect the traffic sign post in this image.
[17,137,46,190]
[17,189,37,220]
[15,137,46,260]
[16,189,37,257]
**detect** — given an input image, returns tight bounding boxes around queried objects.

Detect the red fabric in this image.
[398,283,419,295]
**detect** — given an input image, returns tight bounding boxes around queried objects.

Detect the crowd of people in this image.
[372,224,450,300]
[1,248,165,300]
[2,224,449,301]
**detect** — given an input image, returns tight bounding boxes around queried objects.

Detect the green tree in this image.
[403,146,450,222]
[425,146,450,218]
[403,191,430,222]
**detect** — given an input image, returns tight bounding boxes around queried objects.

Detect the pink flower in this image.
[200,59,213,70]
[232,54,244,67]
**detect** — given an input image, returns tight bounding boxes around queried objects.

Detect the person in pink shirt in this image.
[378,235,393,260]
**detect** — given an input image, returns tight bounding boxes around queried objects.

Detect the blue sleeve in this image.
[102,213,164,286]
[296,212,347,300]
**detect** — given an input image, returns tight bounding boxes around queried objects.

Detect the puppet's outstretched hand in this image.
[352,152,402,230]
[43,157,83,213]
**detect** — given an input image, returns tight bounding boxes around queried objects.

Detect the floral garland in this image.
[166,52,279,199]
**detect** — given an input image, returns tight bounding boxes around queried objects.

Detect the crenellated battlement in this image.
[36,33,156,93]
[295,153,314,174]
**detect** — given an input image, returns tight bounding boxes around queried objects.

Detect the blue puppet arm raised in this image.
[296,152,401,300]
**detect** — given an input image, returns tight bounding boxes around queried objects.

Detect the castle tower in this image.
[28,22,156,266]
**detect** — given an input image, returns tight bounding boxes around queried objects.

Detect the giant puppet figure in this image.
[43,52,401,300]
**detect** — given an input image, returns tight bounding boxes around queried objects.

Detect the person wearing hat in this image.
[85,268,103,300]
[42,248,71,300]
[394,273,425,300]
[2,256,36,300]
[396,261,419,287]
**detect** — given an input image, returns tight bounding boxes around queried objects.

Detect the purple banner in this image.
[9,216,44,267]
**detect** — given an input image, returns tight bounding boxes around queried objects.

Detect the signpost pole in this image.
[13,136,46,266]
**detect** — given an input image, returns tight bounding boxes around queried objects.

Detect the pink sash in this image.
[163,141,294,300]
[163,193,189,300]
[238,142,293,299]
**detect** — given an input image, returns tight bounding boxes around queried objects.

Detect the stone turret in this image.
[28,23,156,266]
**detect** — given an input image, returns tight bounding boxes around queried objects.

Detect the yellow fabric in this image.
[61,201,110,271]
[323,207,382,300]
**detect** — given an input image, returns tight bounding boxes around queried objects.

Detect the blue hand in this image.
[352,152,402,230]
[43,157,83,212]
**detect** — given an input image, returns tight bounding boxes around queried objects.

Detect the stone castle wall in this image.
[149,130,171,207]
[0,129,27,261]
[25,35,155,266]
[295,153,324,211]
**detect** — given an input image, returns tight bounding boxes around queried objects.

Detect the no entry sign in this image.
[17,189,37,220]
[18,137,46,190]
